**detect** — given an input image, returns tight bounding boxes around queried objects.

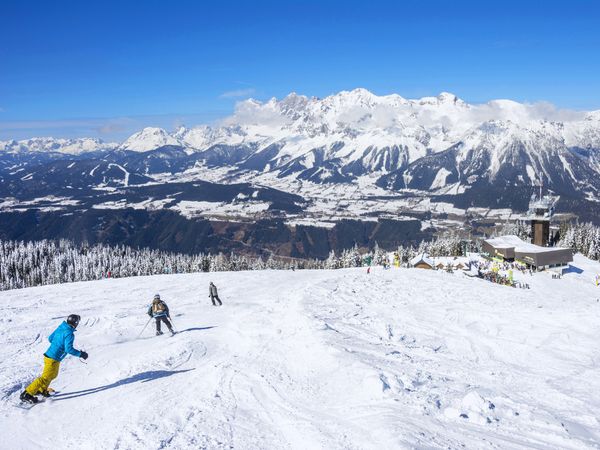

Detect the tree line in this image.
[0,236,471,291]
[558,222,600,261]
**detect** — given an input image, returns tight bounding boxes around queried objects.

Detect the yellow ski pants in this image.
[25,356,60,395]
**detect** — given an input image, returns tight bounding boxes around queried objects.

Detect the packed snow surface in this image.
[1,256,600,449]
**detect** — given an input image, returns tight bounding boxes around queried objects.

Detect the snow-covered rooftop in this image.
[485,235,568,254]
[410,253,434,266]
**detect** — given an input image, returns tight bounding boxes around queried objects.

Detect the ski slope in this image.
[1,256,600,449]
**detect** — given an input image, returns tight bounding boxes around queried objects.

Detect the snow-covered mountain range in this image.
[2,89,600,229]
[0,136,117,155]
[119,90,600,160]
[4,89,600,157]
[4,89,600,179]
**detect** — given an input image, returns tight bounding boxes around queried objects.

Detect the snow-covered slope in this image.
[378,119,600,205]
[564,111,600,149]
[1,257,599,449]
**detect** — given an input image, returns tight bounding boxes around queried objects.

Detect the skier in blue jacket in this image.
[20,314,88,404]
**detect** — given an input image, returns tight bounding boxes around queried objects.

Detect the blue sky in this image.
[1,0,599,141]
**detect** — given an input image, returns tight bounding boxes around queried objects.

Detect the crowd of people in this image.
[472,259,531,289]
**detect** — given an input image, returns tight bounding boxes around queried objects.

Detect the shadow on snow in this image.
[176,326,217,334]
[53,369,195,401]
[564,264,583,275]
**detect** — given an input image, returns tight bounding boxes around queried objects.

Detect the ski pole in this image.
[138,317,153,338]
[168,316,176,332]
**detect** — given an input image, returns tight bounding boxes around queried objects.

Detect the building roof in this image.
[484,235,568,254]
[410,253,434,267]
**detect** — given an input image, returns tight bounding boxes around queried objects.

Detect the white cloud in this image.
[219,98,291,128]
[467,100,587,124]
[219,88,256,99]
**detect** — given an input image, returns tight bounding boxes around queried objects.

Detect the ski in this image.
[16,398,45,410]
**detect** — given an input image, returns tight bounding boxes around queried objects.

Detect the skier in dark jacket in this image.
[148,294,174,336]
[20,314,88,404]
[209,282,222,306]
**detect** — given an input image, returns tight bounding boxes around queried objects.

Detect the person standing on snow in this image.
[148,294,175,336]
[209,282,222,306]
[20,314,88,404]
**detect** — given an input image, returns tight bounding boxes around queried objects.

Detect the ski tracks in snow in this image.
[303,269,600,449]
[1,267,600,449]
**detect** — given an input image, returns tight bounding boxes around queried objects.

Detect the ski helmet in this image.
[154,294,161,301]
[66,314,81,329]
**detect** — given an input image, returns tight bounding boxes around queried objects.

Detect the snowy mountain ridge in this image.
[4,89,599,159]
[0,137,117,155]
[2,89,600,224]
[118,89,600,163]
[107,90,600,200]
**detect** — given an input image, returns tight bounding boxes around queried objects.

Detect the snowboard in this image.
[16,388,58,409]
[16,398,45,410]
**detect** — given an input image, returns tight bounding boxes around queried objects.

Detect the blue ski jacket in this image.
[44,321,82,362]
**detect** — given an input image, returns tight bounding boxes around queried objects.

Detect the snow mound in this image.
[444,390,499,425]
